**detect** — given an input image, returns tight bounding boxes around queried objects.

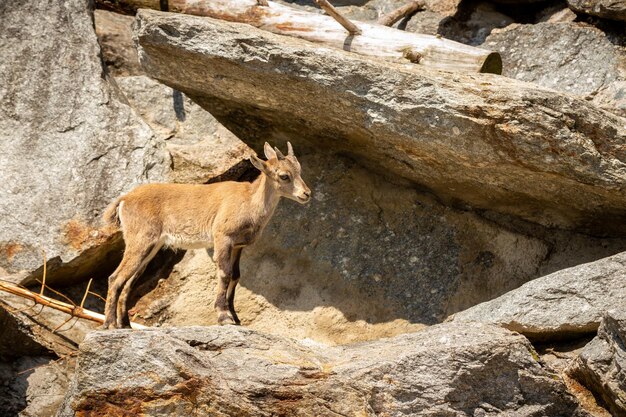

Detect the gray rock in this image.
[567,0,626,21]
[116,75,254,184]
[451,251,626,340]
[0,0,170,282]
[95,9,144,76]
[57,323,585,416]
[483,22,624,98]
[406,2,514,46]
[1,356,71,417]
[568,309,626,417]
[134,11,626,235]
[593,80,626,118]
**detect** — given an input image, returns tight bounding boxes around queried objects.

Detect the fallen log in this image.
[0,281,147,330]
[95,0,501,73]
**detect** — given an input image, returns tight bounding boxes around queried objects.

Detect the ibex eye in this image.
[279,174,290,181]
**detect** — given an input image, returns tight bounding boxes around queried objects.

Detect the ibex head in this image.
[250,142,311,204]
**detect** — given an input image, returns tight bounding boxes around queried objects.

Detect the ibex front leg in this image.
[227,247,243,325]
[214,236,236,325]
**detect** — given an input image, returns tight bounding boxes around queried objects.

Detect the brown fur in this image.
[102,143,311,329]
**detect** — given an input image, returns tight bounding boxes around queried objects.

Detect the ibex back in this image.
[101,142,311,329]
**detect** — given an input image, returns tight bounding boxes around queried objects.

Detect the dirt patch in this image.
[74,374,206,417]
[62,220,117,252]
[0,242,23,264]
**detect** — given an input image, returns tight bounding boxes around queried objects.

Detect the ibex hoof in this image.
[100,322,118,330]
[218,313,237,326]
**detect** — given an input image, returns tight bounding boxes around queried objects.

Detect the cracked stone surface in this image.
[116,75,254,184]
[450,251,626,340]
[0,0,170,281]
[568,309,626,417]
[57,323,586,416]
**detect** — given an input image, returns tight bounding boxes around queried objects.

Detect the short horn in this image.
[274,146,286,160]
[287,142,294,156]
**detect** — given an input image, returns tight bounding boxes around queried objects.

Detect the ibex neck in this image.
[251,173,280,220]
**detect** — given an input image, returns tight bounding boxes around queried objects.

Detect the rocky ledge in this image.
[58,323,585,416]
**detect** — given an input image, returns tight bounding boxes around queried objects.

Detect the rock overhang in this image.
[133,10,626,236]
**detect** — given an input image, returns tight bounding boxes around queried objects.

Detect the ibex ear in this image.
[263,142,277,160]
[249,154,268,174]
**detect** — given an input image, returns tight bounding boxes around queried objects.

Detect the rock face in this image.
[484,23,625,97]
[567,0,626,21]
[134,11,626,235]
[568,310,626,417]
[594,80,626,118]
[128,149,626,343]
[58,323,585,417]
[116,75,254,184]
[451,251,626,340]
[0,0,169,281]
[95,9,144,76]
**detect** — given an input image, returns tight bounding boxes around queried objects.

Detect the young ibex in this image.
[101,142,311,329]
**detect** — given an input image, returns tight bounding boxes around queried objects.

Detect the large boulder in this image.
[134,11,626,235]
[567,0,626,21]
[115,75,254,184]
[58,323,586,416]
[450,251,626,341]
[0,0,170,283]
[568,309,626,417]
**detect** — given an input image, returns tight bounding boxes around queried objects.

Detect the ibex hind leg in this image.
[103,243,159,329]
[214,236,236,325]
[116,242,162,328]
[227,247,243,325]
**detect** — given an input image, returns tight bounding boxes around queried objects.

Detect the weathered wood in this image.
[96,0,501,73]
[377,0,425,27]
[313,0,362,35]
